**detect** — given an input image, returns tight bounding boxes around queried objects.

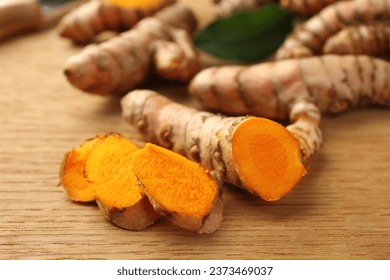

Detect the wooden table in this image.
[1,0,389,260]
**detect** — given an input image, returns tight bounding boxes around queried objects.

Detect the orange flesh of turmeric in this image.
[85,134,143,209]
[104,0,162,9]
[132,144,218,217]
[60,137,101,202]
[232,118,307,201]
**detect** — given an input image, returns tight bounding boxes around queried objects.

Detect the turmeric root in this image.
[275,0,390,59]
[59,133,160,230]
[188,54,390,157]
[214,0,340,17]
[323,24,390,56]
[214,0,275,18]
[132,143,223,234]
[58,0,176,44]
[122,90,307,201]
[189,54,390,116]
[64,4,200,95]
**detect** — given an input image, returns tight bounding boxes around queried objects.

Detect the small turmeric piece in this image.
[132,144,223,234]
[58,0,176,44]
[59,133,160,230]
[323,24,390,56]
[59,136,103,202]
[122,90,307,201]
[275,0,390,59]
[64,4,200,95]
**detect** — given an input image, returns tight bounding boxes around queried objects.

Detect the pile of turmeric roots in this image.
[59,0,390,234]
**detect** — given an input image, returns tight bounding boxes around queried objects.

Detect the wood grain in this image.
[1,0,389,260]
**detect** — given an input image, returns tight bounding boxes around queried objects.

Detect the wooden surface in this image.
[1,0,390,260]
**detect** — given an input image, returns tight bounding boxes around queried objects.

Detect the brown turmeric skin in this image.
[189,54,390,117]
[323,24,390,56]
[58,0,176,44]
[275,0,390,59]
[132,143,223,234]
[189,54,390,159]
[214,0,341,17]
[59,133,160,230]
[122,90,307,201]
[63,4,200,95]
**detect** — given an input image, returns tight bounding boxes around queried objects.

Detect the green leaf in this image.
[193,4,294,62]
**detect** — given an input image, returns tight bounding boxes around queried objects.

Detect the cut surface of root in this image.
[232,117,306,201]
[85,133,142,209]
[59,136,102,202]
[132,143,223,234]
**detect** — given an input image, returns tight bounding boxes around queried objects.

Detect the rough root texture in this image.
[214,0,340,17]
[63,4,200,95]
[276,0,390,59]
[323,24,390,56]
[58,0,176,44]
[121,90,307,201]
[132,143,223,234]
[189,55,390,118]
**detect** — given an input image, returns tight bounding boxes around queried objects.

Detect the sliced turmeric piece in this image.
[84,133,160,230]
[122,90,307,201]
[59,136,102,202]
[59,133,160,230]
[132,143,223,234]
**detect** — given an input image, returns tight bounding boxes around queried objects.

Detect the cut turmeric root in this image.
[132,144,223,234]
[59,133,160,230]
[122,90,307,201]
[58,0,176,44]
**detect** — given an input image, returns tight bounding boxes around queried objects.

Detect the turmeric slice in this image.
[59,133,160,230]
[122,90,307,201]
[58,0,176,44]
[85,133,160,230]
[132,143,223,234]
[59,136,102,202]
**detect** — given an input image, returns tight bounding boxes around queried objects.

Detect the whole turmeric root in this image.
[214,0,340,17]
[64,4,200,95]
[58,0,176,44]
[59,133,160,230]
[276,0,390,59]
[189,54,390,116]
[323,24,390,56]
[132,144,223,234]
[122,90,308,201]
